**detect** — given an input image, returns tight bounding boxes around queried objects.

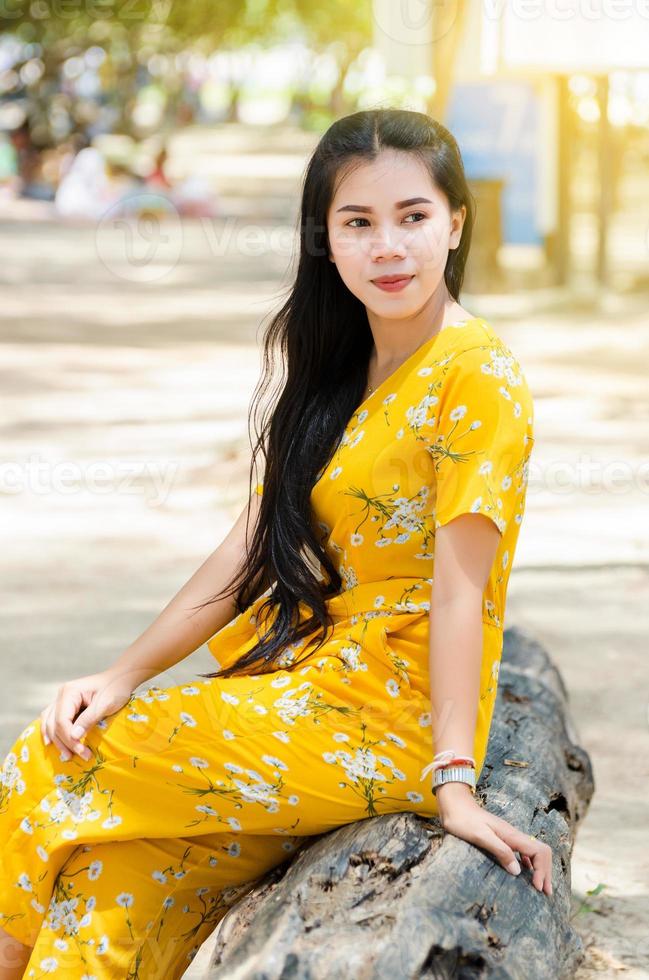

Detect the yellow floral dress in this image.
[0,315,534,978]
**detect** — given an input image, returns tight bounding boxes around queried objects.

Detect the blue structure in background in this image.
[447,80,543,246]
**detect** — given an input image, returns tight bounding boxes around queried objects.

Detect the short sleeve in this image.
[427,344,534,536]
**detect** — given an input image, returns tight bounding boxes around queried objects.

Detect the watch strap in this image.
[433,764,476,794]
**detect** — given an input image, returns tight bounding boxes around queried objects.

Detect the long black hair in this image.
[197,107,475,679]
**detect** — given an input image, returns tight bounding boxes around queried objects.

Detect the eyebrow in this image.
[335,197,433,214]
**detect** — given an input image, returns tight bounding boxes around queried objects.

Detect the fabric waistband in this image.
[323,578,432,619]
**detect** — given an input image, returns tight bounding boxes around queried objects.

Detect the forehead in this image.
[329,149,439,206]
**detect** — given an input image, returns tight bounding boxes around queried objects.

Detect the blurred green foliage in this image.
[1,0,373,143]
[1,0,371,55]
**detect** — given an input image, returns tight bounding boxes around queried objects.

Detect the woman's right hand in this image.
[40,669,137,762]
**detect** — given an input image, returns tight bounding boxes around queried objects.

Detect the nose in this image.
[367,224,408,261]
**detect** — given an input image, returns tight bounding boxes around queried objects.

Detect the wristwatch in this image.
[433,764,476,794]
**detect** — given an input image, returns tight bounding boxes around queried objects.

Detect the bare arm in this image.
[428,513,497,800]
[427,513,553,894]
[106,491,263,688]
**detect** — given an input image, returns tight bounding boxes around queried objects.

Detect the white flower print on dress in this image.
[0,317,534,976]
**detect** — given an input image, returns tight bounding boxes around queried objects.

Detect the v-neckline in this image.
[351,316,483,421]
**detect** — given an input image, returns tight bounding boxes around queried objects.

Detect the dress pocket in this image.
[378,618,416,692]
[379,611,432,695]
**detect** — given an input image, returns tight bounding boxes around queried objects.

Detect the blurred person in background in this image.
[54,144,112,220]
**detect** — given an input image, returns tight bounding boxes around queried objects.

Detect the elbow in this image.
[431,585,484,613]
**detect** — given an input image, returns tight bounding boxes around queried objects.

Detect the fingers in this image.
[57,684,93,760]
[40,704,50,744]
[488,815,553,896]
[512,832,553,896]
[42,702,75,761]
[526,839,553,896]
[479,824,523,877]
[43,684,93,761]
[40,705,52,745]
[69,707,99,746]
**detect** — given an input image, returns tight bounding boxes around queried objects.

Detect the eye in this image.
[345,212,428,228]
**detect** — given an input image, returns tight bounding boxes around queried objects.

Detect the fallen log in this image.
[206,625,595,979]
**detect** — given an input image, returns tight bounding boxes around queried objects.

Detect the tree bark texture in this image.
[207,625,595,979]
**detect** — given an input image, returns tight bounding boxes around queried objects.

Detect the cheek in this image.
[332,227,360,253]
[330,233,368,272]
[412,221,450,260]
[333,260,366,297]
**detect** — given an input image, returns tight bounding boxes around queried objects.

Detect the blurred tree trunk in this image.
[428,0,468,122]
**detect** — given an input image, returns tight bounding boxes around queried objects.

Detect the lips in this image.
[372,275,414,283]
[371,274,415,293]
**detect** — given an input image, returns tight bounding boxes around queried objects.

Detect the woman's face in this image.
[326,148,465,317]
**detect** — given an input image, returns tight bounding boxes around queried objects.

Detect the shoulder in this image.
[438,317,521,362]
[431,321,534,455]
[437,319,532,405]
[401,318,533,447]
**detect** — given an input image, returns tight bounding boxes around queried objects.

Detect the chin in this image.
[369,304,418,319]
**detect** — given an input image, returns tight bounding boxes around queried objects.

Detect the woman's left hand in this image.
[435,782,553,896]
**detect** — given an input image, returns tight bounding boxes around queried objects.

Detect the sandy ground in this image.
[0,211,647,977]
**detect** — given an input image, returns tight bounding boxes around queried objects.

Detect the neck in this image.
[366,289,457,368]
[366,293,472,386]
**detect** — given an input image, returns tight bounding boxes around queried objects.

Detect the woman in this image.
[0,108,551,979]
